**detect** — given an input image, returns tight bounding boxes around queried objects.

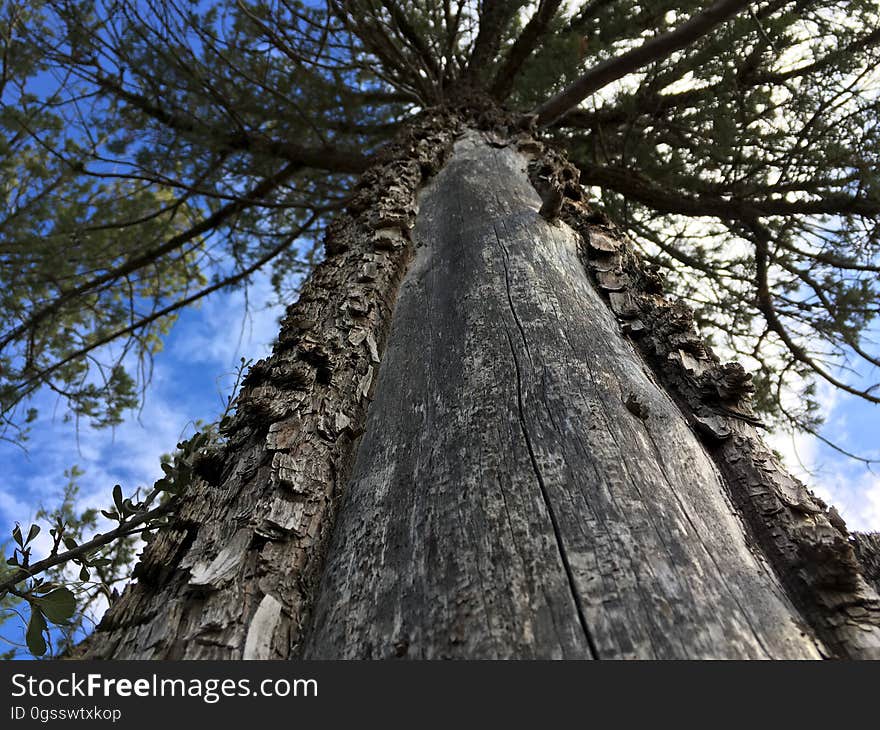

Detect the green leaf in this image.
[35,587,76,624]
[26,609,47,657]
[26,524,40,544]
[63,536,78,550]
[121,498,139,517]
[79,566,90,581]
[112,484,124,513]
[12,524,22,547]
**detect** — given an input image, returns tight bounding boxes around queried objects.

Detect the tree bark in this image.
[301,131,824,659]
[853,533,880,596]
[81,109,880,660]
[79,110,463,659]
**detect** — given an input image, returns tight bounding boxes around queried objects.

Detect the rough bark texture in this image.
[79,110,462,658]
[531,145,880,659]
[301,132,824,659]
[80,106,880,660]
[564,231,880,656]
[853,533,880,596]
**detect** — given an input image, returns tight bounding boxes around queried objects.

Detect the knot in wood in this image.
[624,393,650,420]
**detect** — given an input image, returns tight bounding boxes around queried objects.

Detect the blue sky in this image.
[766,384,880,531]
[0,271,285,655]
[0,270,284,535]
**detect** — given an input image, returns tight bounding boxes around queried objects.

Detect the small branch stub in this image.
[625,393,650,420]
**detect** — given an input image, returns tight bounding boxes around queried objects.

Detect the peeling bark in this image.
[302,132,826,659]
[81,106,880,660]
[853,533,880,596]
[80,110,462,659]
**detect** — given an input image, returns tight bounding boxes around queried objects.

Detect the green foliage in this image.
[0,429,217,657]
[0,355,249,657]
[25,606,47,657]
[505,15,590,109]
[1,510,76,657]
[0,0,360,444]
[545,0,880,433]
[0,0,872,445]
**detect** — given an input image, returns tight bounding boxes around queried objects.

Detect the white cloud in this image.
[768,380,880,532]
[860,478,880,532]
[0,271,285,561]
[169,271,283,368]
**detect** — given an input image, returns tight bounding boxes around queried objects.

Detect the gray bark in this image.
[853,533,880,595]
[81,112,880,660]
[302,133,823,658]
[79,110,462,659]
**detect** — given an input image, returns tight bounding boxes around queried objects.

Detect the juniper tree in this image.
[2,0,880,658]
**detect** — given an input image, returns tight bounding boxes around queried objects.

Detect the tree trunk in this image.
[81,108,880,660]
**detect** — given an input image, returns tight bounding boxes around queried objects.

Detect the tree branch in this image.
[382,0,442,82]
[489,0,563,101]
[533,0,757,126]
[0,501,176,596]
[94,74,371,173]
[10,212,320,401]
[576,161,880,228]
[749,219,880,404]
[466,0,523,83]
[0,162,302,353]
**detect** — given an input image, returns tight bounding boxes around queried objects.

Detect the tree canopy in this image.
[1,0,878,452]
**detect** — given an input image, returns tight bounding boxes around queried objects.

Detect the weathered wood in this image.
[79,106,880,660]
[852,533,880,596]
[544,144,880,659]
[78,111,462,659]
[302,133,823,659]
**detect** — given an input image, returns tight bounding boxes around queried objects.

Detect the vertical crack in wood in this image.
[80,107,862,660]
[526,139,880,659]
[496,228,600,659]
[304,128,825,659]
